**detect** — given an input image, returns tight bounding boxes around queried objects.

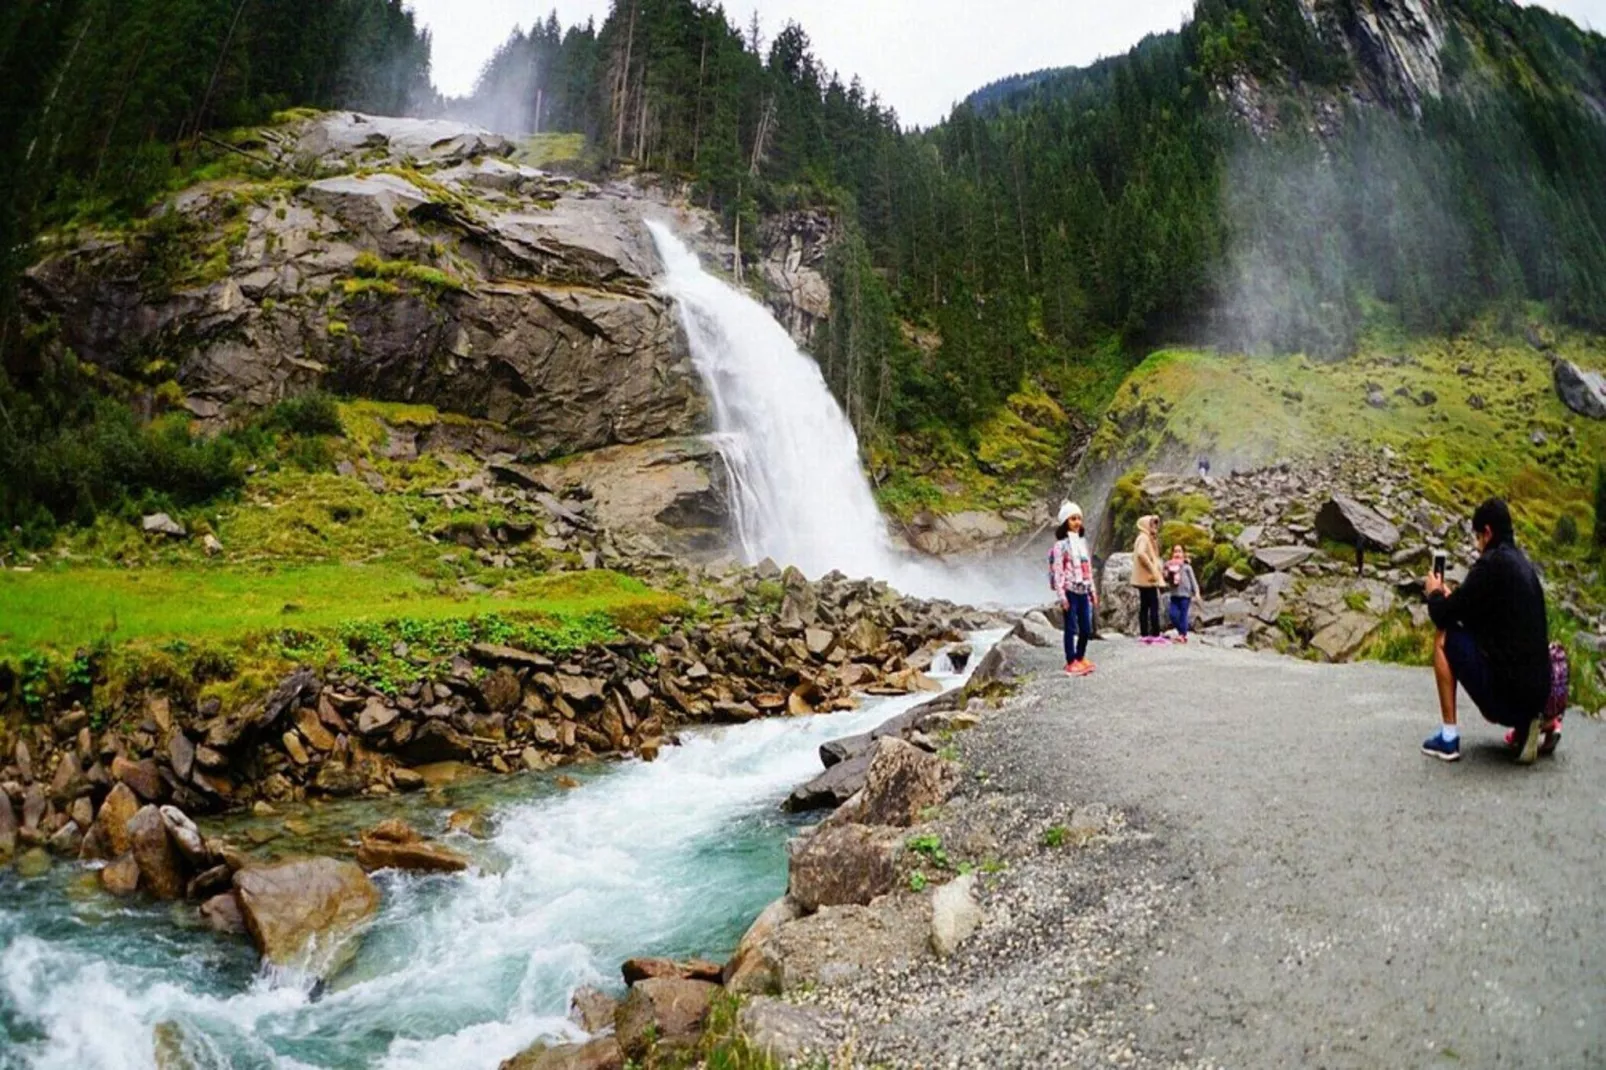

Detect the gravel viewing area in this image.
[803,636,1605,1069]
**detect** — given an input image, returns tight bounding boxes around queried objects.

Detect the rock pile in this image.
[0,567,988,831]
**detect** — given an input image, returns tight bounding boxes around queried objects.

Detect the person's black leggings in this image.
[1138,587,1161,638]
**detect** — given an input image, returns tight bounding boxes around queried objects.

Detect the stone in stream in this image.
[970,635,1034,685]
[620,956,722,985]
[0,789,17,862]
[785,752,873,813]
[723,894,804,994]
[355,820,469,874]
[200,891,247,935]
[111,756,166,803]
[232,857,380,979]
[100,853,141,896]
[127,805,187,900]
[568,985,619,1033]
[498,1036,623,1070]
[614,977,718,1061]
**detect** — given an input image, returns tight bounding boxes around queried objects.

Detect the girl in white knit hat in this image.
[1048,501,1098,675]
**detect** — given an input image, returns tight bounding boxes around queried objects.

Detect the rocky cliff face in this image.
[756,210,835,348]
[23,112,712,460]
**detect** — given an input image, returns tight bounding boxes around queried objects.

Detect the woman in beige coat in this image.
[1131,514,1166,641]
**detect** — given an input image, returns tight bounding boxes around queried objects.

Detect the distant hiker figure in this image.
[1132,515,1166,643]
[1198,456,1211,479]
[1421,498,1553,763]
[1165,545,1199,644]
[1050,501,1098,675]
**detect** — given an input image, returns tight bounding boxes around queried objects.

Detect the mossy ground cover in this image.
[1,399,686,715]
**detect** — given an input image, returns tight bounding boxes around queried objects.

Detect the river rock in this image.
[615,978,718,1061]
[128,805,186,900]
[398,721,474,764]
[168,731,197,780]
[356,824,469,874]
[723,894,804,994]
[930,872,983,957]
[233,858,380,977]
[100,853,141,896]
[200,891,247,934]
[830,738,957,828]
[0,790,17,862]
[111,756,166,802]
[569,985,619,1033]
[357,698,400,736]
[1009,614,1059,649]
[160,806,209,866]
[788,823,904,912]
[1553,359,1606,419]
[785,751,872,813]
[1316,495,1400,551]
[620,957,722,985]
[499,1036,623,1070]
[970,635,1034,685]
[737,997,842,1065]
[46,820,82,856]
[15,847,52,878]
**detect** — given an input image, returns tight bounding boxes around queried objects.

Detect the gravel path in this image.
[819,636,1606,1069]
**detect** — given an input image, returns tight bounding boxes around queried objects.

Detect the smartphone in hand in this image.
[1432,551,1447,579]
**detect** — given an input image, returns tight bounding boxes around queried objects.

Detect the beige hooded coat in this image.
[1132,515,1165,588]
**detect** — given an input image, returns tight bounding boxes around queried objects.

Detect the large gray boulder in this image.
[1315,495,1401,551]
[830,738,957,828]
[1554,359,1606,419]
[1097,553,1140,636]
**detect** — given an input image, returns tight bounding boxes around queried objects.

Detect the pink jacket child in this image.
[1048,501,1098,674]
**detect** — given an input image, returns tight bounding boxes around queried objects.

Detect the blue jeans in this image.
[1169,596,1192,638]
[1443,627,1525,727]
[1063,592,1092,662]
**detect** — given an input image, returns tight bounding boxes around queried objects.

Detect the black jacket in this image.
[1428,540,1550,714]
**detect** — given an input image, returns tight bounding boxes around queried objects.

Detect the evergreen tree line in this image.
[0,0,432,365]
[444,0,1606,441]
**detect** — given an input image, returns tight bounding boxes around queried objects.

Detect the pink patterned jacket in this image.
[1049,534,1095,601]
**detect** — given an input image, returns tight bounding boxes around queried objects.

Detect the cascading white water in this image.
[648,221,900,582]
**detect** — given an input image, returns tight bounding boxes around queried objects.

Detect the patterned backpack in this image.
[1545,641,1570,725]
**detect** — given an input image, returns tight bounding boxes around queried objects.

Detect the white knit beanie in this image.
[1057,501,1082,524]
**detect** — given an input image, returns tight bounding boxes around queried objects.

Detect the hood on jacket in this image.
[1138,515,1159,536]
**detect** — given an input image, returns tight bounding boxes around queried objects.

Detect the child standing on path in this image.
[1050,501,1099,675]
[1132,515,1166,643]
[1165,545,1200,643]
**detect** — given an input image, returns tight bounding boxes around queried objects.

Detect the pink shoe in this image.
[1504,723,1561,756]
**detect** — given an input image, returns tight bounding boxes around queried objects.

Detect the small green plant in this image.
[1552,512,1579,547]
[908,870,929,893]
[19,652,52,718]
[906,833,951,869]
[1343,590,1371,613]
[1042,825,1069,848]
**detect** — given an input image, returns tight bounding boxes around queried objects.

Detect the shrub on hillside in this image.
[1553,512,1579,547]
[264,392,343,437]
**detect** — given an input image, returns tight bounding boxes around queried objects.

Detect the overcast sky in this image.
[408,0,1606,128]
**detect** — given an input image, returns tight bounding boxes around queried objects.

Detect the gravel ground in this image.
[807,636,1606,1069]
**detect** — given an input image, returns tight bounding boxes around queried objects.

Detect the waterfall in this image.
[647,223,1039,605]
[647,221,900,582]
